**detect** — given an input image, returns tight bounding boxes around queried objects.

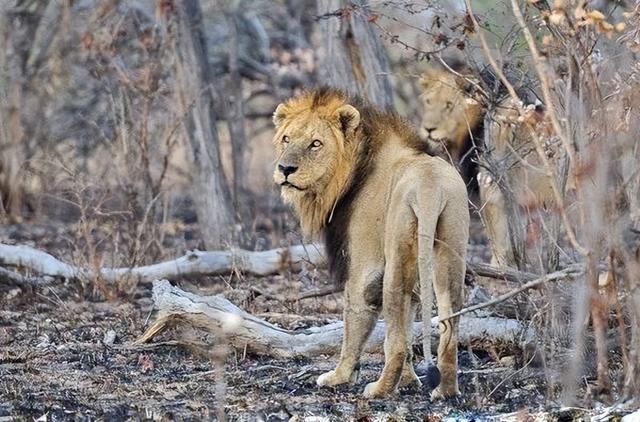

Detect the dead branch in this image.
[137,280,535,358]
[0,266,53,286]
[442,264,584,321]
[467,262,538,283]
[293,285,340,301]
[0,243,325,285]
[0,242,593,292]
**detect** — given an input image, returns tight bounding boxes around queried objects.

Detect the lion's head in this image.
[272,89,361,236]
[419,66,483,159]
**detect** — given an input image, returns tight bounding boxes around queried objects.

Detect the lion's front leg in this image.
[363,276,412,398]
[317,300,378,388]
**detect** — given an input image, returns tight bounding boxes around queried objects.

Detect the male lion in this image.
[419,64,483,165]
[271,88,469,398]
[418,64,560,268]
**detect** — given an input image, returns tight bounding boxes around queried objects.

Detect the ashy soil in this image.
[0,279,549,422]
[0,222,631,421]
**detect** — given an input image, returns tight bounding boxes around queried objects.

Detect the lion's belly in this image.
[346,180,388,275]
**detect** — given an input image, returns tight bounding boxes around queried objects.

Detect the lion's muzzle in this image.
[278,164,298,177]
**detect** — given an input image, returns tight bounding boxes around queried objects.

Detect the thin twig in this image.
[293,286,340,301]
[441,264,584,321]
[0,266,54,286]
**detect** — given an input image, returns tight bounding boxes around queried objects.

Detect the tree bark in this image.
[137,279,536,358]
[317,0,394,110]
[222,5,247,212]
[160,0,235,249]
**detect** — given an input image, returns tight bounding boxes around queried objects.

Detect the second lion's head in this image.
[419,65,483,158]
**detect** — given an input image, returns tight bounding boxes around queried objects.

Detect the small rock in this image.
[103,330,117,346]
[6,289,20,300]
[500,356,516,367]
[36,334,51,349]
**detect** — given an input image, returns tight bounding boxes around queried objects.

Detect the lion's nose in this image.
[278,164,298,177]
[424,127,436,135]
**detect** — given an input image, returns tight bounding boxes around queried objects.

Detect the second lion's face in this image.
[419,70,482,145]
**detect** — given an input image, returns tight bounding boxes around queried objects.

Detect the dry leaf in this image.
[138,353,154,373]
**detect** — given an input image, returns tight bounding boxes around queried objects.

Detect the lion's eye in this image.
[445,101,453,109]
[310,139,323,150]
[282,135,289,144]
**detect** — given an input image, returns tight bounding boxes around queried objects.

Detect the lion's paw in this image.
[430,385,460,400]
[398,372,422,389]
[316,370,353,387]
[363,381,396,398]
[362,381,383,398]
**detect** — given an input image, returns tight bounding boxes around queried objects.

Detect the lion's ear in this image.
[419,64,443,88]
[273,103,287,127]
[419,72,433,89]
[335,104,361,135]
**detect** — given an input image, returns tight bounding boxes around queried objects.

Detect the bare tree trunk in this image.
[588,253,611,395]
[0,1,64,219]
[0,3,27,218]
[160,0,235,249]
[624,288,640,399]
[622,242,640,399]
[222,5,247,213]
[317,0,393,110]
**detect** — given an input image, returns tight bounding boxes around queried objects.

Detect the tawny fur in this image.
[272,88,469,399]
[419,67,483,162]
[419,66,562,267]
[480,98,562,267]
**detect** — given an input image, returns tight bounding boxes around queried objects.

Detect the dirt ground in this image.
[0,278,546,421]
[0,222,633,421]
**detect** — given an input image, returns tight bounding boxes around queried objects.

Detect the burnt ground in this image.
[0,222,633,421]
[0,281,549,421]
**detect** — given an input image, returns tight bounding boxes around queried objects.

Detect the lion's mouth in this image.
[281,181,305,191]
[426,133,447,142]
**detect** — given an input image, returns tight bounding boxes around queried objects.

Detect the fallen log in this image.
[137,280,536,358]
[0,266,53,286]
[0,243,325,284]
[0,242,562,286]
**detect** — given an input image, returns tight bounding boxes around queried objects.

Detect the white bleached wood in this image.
[0,243,325,283]
[138,280,535,358]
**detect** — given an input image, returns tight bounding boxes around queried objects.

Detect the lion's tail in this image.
[416,204,442,390]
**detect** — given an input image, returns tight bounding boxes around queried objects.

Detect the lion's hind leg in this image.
[363,205,417,398]
[430,200,468,399]
[398,296,422,389]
